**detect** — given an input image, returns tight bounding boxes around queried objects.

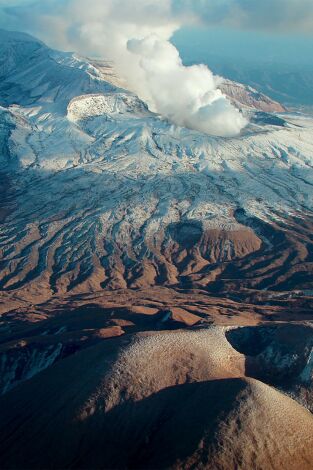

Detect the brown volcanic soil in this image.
[0,280,313,470]
[1,210,313,300]
[0,328,313,470]
[1,207,313,469]
[1,286,313,394]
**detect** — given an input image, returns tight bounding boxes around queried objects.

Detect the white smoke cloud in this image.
[67,1,249,136]
[127,35,247,136]
[176,0,313,34]
[0,0,248,137]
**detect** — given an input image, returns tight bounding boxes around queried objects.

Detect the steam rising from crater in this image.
[127,36,247,136]
[1,0,248,137]
[69,1,248,136]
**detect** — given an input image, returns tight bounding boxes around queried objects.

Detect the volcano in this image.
[0,29,313,470]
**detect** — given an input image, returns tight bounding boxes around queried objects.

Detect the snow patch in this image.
[67,93,149,121]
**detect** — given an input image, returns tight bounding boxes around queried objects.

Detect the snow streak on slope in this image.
[0,30,313,299]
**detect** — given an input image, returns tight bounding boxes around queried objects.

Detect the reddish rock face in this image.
[219,79,287,113]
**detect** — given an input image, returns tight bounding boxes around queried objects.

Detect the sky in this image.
[174,26,313,68]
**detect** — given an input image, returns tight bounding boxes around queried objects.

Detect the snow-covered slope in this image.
[0,30,313,300]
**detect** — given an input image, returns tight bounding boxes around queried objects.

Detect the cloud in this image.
[173,0,313,34]
[2,0,313,40]
[128,35,247,136]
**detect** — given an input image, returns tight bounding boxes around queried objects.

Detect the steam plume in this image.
[127,35,247,136]
[0,0,251,136]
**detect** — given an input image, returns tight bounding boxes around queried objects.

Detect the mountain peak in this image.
[0,28,43,43]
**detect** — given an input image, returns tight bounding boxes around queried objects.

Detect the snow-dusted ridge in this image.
[0,30,313,297]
